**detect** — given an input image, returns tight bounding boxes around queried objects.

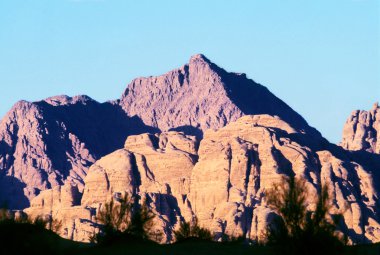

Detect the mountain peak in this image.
[189,53,210,63]
[188,54,215,72]
[120,54,319,138]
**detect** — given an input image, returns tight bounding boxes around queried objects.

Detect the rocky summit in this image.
[0,54,318,209]
[1,54,379,245]
[120,54,319,137]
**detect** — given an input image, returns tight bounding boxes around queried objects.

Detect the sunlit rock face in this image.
[119,54,320,138]
[24,115,380,244]
[25,131,197,243]
[0,95,153,209]
[0,54,318,210]
[189,115,380,243]
[341,102,380,154]
[2,53,379,244]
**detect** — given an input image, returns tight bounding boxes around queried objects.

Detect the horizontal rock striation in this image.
[24,115,380,244]
[2,54,379,244]
[0,54,319,210]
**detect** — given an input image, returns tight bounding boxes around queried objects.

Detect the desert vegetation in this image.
[0,188,379,255]
[173,217,213,242]
[90,193,162,245]
[265,176,346,255]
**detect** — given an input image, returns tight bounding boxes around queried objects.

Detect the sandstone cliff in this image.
[2,53,379,245]
[341,102,380,153]
[0,54,318,209]
[24,115,380,244]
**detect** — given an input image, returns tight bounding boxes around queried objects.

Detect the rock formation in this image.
[24,115,380,244]
[189,115,379,243]
[26,131,198,242]
[120,54,320,138]
[0,95,155,208]
[1,53,379,244]
[341,102,380,153]
[0,54,319,209]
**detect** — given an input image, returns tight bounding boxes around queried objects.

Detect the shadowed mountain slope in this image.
[0,54,321,209]
[120,54,320,138]
[0,95,157,208]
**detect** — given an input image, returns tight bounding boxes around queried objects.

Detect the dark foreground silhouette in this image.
[0,221,378,255]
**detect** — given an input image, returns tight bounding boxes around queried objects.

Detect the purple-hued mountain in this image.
[0,95,156,209]
[0,54,321,209]
[120,54,320,137]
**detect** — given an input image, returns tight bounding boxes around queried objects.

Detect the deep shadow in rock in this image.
[200,58,322,137]
[0,175,29,209]
[168,125,203,140]
[34,99,160,180]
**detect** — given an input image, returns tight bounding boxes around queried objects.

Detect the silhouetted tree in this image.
[265,176,345,255]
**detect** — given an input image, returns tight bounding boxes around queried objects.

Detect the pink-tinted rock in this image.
[341,102,380,153]
[0,96,153,208]
[0,54,319,209]
[24,115,380,244]
[120,54,319,137]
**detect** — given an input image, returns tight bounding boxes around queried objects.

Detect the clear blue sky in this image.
[0,0,379,143]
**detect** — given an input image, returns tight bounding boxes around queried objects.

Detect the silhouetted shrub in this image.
[127,201,156,239]
[174,217,213,242]
[93,194,160,244]
[48,217,63,233]
[265,176,346,255]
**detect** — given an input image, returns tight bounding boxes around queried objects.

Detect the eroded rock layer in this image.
[0,54,318,209]
[0,95,154,208]
[24,116,380,244]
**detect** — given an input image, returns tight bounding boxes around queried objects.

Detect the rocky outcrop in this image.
[2,53,379,244]
[24,182,95,242]
[24,115,380,244]
[0,95,155,209]
[0,54,320,210]
[26,131,197,242]
[341,102,380,153]
[190,115,380,243]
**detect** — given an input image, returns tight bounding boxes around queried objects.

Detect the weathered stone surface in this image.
[341,102,380,153]
[120,54,320,138]
[24,115,380,244]
[318,150,380,243]
[1,53,378,244]
[0,54,320,210]
[0,95,155,209]
[79,131,198,242]
[189,115,380,243]
[24,182,95,242]
[125,132,197,197]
